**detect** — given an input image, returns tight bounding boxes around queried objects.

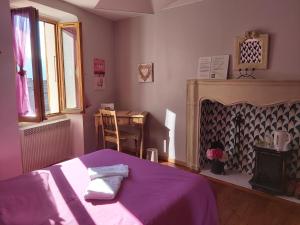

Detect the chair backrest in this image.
[99,109,119,141]
[100,103,115,110]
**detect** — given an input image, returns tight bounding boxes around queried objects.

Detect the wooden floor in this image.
[159,161,300,225]
[210,179,300,225]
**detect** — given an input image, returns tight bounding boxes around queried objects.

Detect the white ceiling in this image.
[60,0,204,21]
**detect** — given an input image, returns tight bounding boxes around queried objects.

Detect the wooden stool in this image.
[146,148,158,163]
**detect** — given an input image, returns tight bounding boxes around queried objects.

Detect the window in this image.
[39,20,60,115]
[57,22,84,114]
[11,7,84,122]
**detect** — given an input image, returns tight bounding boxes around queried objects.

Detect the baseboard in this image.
[158,154,187,167]
[202,174,300,207]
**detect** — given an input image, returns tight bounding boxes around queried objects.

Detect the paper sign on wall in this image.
[197,55,229,79]
[94,76,105,90]
[94,58,105,75]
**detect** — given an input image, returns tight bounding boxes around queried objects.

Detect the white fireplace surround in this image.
[186,79,300,170]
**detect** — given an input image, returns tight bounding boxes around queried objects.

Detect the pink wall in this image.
[114,0,300,163]
[0,0,22,179]
[66,114,85,157]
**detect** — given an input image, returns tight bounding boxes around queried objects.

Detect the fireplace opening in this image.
[199,100,300,180]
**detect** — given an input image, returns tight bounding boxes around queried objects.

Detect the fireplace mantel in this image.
[186,79,300,170]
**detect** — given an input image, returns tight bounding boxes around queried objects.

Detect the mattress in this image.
[7,149,219,225]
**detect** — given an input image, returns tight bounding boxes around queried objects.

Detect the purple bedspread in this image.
[41,149,219,225]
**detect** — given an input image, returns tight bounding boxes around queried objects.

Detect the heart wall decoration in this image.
[138,63,154,83]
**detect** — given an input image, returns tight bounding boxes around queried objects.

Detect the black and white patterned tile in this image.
[199,101,300,177]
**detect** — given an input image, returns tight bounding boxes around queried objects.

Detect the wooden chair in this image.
[100,103,114,110]
[99,109,139,154]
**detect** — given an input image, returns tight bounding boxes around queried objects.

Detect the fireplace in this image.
[186,79,300,173]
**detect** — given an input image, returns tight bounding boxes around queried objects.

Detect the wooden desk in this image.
[95,111,148,158]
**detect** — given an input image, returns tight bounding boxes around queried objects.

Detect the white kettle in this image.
[272,130,291,151]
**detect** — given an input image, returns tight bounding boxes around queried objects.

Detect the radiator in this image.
[20,118,72,173]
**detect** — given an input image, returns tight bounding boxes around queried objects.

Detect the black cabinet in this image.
[249,145,292,194]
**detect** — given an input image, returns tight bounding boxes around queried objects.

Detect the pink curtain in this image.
[11,8,32,116]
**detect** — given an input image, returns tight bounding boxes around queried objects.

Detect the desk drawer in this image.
[117,117,143,125]
[117,118,130,125]
[132,118,143,124]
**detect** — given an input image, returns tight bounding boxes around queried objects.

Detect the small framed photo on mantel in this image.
[197,55,229,80]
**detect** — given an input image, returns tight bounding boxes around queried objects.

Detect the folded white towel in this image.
[88,164,129,180]
[84,176,123,200]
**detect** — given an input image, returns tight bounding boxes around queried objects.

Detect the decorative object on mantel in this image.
[206,141,228,175]
[138,63,154,83]
[238,68,256,79]
[197,55,229,80]
[234,31,269,79]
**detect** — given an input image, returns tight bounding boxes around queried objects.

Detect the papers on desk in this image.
[197,55,229,79]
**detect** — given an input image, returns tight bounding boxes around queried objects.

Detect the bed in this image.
[0,149,219,225]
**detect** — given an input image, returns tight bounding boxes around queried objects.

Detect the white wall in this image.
[114,0,300,163]
[0,0,22,179]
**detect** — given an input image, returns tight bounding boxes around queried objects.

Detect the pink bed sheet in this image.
[40,149,219,225]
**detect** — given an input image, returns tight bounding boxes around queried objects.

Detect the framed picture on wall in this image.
[94,58,105,75]
[234,31,269,70]
[94,75,105,90]
[138,63,154,83]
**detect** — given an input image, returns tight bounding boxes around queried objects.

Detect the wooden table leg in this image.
[95,117,100,148]
[140,123,144,159]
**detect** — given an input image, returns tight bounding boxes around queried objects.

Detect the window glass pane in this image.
[61,27,79,109]
[39,21,59,114]
[25,39,36,117]
[14,15,36,117]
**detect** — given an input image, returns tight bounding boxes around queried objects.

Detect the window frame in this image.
[17,15,84,122]
[57,22,85,114]
[39,17,62,118]
[17,7,45,123]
